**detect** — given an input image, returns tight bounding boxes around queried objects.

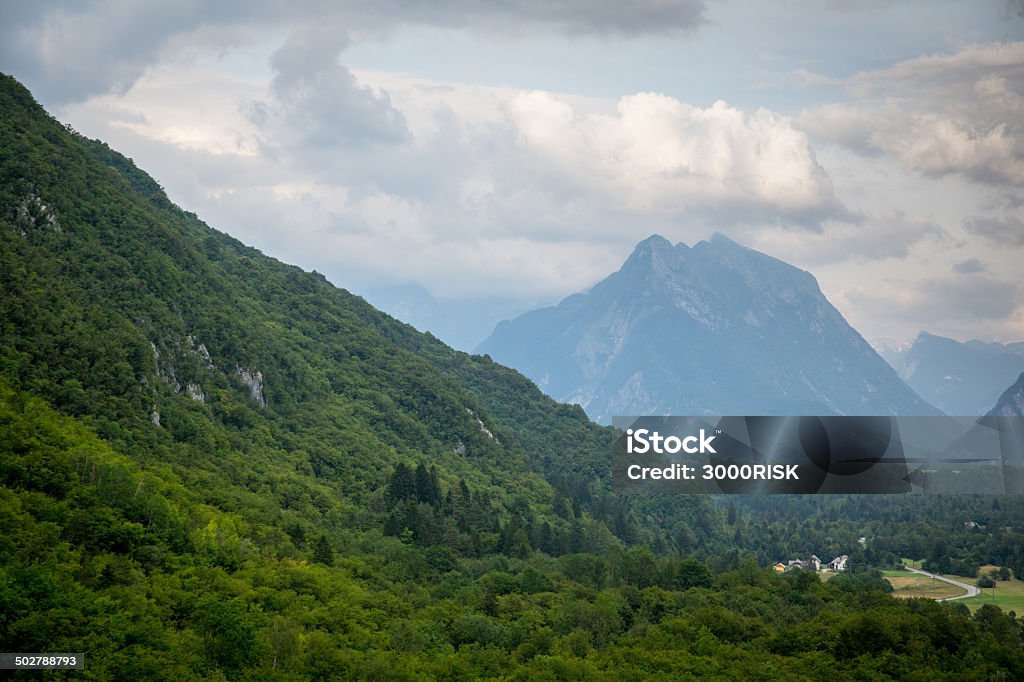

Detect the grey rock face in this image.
[14,192,61,234]
[237,367,266,407]
[185,382,205,403]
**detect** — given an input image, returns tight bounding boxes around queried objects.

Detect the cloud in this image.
[842,43,1024,98]
[247,26,409,162]
[798,42,1024,188]
[61,55,856,305]
[0,0,706,105]
[797,103,888,156]
[0,1,287,105]
[175,179,625,298]
[746,211,948,266]
[505,91,847,226]
[963,214,1024,246]
[397,0,708,36]
[952,257,988,274]
[845,273,1021,326]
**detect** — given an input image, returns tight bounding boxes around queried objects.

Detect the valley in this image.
[1,71,1023,678]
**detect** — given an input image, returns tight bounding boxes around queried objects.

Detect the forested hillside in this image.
[0,70,690,558]
[2,72,1023,679]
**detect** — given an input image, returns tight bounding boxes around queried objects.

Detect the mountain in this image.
[477,234,940,422]
[989,373,1024,417]
[884,332,1024,415]
[360,282,549,352]
[872,337,913,370]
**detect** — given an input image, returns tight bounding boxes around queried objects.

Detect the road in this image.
[903,566,980,601]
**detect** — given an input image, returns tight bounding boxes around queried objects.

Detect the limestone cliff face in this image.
[237,367,266,407]
[185,382,205,403]
[13,192,62,235]
[148,336,220,406]
[478,234,940,422]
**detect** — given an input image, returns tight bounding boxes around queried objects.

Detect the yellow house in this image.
[773,562,786,572]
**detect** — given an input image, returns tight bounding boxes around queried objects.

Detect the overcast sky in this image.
[2,0,1024,344]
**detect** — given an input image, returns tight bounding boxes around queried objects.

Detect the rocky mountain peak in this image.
[478,234,939,421]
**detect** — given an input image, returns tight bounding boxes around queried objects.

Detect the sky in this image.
[2,0,1024,344]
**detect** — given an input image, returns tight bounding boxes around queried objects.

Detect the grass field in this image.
[952,565,1024,613]
[890,563,1024,612]
[883,570,967,600]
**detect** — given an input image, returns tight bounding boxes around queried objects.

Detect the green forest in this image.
[1,72,1023,679]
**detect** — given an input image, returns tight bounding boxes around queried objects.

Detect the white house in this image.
[827,555,848,571]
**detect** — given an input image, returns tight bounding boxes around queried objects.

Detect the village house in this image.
[773,554,847,573]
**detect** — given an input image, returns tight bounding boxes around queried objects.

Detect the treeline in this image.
[381,463,676,561]
[732,495,1024,578]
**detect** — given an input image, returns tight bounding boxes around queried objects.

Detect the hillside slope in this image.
[0,70,627,527]
[1,69,730,573]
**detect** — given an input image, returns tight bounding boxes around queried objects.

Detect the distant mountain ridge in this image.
[873,337,914,371]
[477,234,939,422]
[361,282,549,352]
[886,332,1024,416]
[989,373,1024,417]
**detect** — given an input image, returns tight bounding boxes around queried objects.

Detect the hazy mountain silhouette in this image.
[884,332,1024,415]
[989,373,1024,417]
[478,234,940,422]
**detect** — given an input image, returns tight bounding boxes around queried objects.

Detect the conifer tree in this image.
[313,534,334,565]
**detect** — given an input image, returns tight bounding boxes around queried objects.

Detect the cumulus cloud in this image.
[0,0,706,105]
[505,92,847,226]
[963,214,1024,246]
[798,42,1024,188]
[60,52,855,304]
